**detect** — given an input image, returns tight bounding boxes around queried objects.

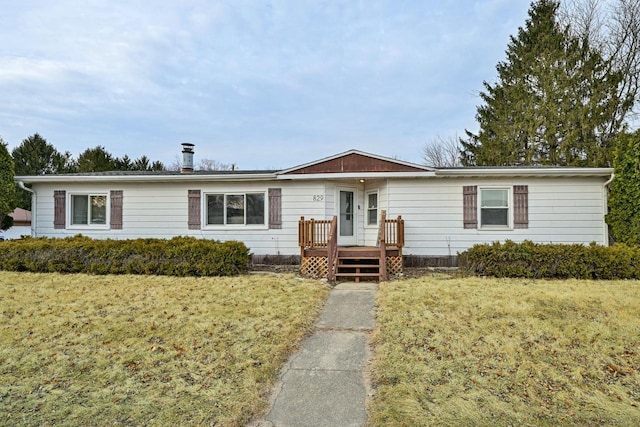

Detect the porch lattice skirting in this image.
[299,255,403,279]
[386,256,403,276]
[300,256,328,278]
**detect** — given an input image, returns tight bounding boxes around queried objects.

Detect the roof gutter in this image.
[602,172,615,246]
[277,171,436,180]
[17,181,36,238]
[434,168,614,178]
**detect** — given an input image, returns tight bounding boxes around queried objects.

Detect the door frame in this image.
[336,186,358,246]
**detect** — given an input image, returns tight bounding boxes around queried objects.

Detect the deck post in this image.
[379,210,387,281]
[327,216,338,281]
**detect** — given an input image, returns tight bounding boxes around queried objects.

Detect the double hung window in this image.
[480,188,509,227]
[366,192,378,225]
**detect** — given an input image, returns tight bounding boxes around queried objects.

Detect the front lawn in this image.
[0,272,329,426]
[370,275,640,426]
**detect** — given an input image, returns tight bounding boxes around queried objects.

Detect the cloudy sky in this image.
[1,0,531,170]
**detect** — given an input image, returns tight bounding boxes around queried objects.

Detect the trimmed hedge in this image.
[0,236,250,276]
[458,240,640,280]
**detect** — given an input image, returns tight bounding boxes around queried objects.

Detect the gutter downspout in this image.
[18,181,36,238]
[602,173,615,246]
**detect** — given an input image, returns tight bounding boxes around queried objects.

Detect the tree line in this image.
[6,134,166,211]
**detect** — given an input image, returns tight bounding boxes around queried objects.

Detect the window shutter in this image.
[188,190,201,230]
[463,185,477,229]
[268,188,282,229]
[110,190,123,230]
[54,190,66,229]
[514,185,529,229]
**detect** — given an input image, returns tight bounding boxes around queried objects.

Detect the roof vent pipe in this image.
[181,143,195,173]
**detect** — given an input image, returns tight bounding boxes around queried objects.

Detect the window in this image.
[71,194,107,226]
[366,192,378,225]
[480,188,509,227]
[463,185,528,230]
[206,193,265,226]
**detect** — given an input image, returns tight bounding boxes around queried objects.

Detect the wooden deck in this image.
[298,213,404,282]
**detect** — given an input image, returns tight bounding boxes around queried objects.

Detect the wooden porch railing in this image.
[383,214,404,251]
[298,217,333,248]
[327,216,338,281]
[299,213,404,282]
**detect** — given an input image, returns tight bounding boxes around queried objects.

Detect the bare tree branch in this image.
[422,135,462,167]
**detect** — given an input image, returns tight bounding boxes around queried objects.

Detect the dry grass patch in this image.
[370,275,640,426]
[0,272,329,426]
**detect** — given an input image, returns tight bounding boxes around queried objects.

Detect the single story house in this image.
[15,146,613,280]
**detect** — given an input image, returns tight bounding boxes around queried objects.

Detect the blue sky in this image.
[1,0,531,170]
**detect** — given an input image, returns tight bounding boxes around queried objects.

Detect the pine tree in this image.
[0,139,17,231]
[461,0,627,167]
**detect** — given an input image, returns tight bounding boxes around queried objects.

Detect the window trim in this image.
[67,192,110,230]
[365,190,379,227]
[478,187,512,230]
[203,191,268,229]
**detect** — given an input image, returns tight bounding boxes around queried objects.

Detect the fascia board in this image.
[434,168,614,178]
[15,173,278,184]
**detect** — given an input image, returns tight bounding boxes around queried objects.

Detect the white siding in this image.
[388,177,607,256]
[32,180,328,256]
[30,175,608,257]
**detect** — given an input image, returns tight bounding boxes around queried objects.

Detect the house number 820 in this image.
[313,195,324,202]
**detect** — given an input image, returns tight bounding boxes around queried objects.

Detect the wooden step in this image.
[335,272,381,278]
[337,263,380,268]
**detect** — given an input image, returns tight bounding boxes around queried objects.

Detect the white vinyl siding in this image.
[29,175,608,257]
[386,177,608,257]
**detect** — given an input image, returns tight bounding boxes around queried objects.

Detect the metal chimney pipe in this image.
[181,143,194,173]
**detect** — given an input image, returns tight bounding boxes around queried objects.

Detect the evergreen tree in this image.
[461,0,628,167]
[12,133,77,209]
[606,130,640,245]
[0,139,17,231]
[12,134,76,175]
[76,146,116,172]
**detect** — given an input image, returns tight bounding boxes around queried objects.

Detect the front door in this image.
[338,189,357,245]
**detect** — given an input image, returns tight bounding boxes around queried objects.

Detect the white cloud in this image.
[0,0,532,167]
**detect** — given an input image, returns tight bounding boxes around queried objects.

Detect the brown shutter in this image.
[54,190,66,229]
[463,185,477,229]
[268,188,282,229]
[514,185,529,229]
[188,190,201,230]
[110,190,123,230]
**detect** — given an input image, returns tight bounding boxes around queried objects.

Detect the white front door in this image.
[338,189,357,245]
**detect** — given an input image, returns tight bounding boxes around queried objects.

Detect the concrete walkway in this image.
[253,281,377,427]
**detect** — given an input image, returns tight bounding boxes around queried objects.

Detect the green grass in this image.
[0,272,329,426]
[369,275,640,426]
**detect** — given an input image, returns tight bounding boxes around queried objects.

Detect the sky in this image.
[1,0,532,170]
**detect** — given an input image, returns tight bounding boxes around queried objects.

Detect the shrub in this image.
[0,236,250,276]
[458,240,640,280]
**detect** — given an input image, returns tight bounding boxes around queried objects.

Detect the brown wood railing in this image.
[298,217,333,248]
[327,216,338,281]
[383,215,404,250]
